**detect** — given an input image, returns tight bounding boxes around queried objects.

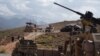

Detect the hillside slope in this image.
[0,27,25,45]
[51,20,81,30]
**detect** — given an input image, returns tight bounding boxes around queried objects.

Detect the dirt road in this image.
[0,32,44,55]
[24,32,44,40]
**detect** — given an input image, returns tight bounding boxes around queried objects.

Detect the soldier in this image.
[82,40,94,56]
[75,37,84,56]
[81,11,94,33]
[34,24,37,32]
[11,36,14,42]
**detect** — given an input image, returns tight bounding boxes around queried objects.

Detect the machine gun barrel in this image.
[54,2,84,16]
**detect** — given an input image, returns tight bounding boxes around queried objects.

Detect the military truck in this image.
[12,39,37,56]
[60,24,81,32]
[45,25,53,32]
[24,22,37,32]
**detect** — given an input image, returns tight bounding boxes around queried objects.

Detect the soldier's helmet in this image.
[85,11,93,18]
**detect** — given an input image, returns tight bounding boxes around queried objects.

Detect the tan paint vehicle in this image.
[12,39,37,56]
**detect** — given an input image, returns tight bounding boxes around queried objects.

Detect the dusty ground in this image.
[0,32,70,54]
[0,32,44,54]
[36,32,70,48]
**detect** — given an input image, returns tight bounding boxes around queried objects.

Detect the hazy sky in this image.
[0,0,100,24]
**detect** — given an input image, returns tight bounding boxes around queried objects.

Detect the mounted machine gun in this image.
[54,2,100,33]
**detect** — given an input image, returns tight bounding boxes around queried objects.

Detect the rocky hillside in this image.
[51,20,81,30]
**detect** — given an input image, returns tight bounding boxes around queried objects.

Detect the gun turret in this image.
[54,2,100,25]
[54,2,84,16]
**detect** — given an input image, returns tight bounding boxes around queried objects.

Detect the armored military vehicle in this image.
[45,25,53,32]
[60,24,81,32]
[24,22,37,32]
[12,39,37,56]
